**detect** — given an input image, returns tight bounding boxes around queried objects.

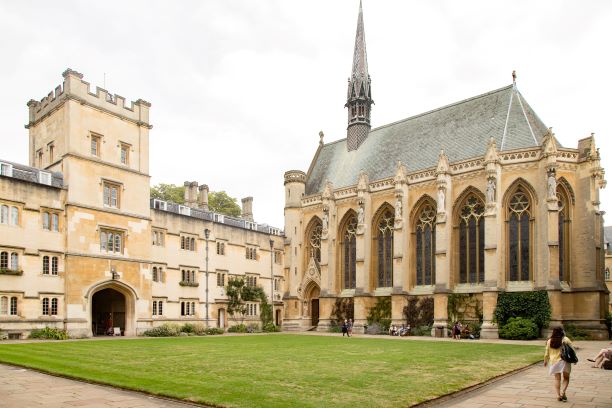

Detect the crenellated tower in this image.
[345,0,374,151]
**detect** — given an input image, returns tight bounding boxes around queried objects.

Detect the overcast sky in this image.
[1,1,611,228]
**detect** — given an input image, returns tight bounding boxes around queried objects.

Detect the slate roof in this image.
[0,159,63,188]
[306,84,550,195]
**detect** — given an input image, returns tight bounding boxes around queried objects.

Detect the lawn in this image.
[0,334,542,407]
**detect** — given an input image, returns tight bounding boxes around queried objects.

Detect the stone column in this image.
[392,163,408,326]
[353,172,371,333]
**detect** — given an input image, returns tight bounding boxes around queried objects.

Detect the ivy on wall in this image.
[493,290,551,330]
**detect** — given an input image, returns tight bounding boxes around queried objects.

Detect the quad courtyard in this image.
[0,333,610,407]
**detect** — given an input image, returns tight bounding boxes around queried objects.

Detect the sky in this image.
[1,1,611,228]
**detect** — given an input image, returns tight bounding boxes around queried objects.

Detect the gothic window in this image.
[415,202,436,286]
[507,188,532,281]
[374,208,394,288]
[0,205,7,224]
[51,298,58,315]
[457,194,485,284]
[306,220,322,264]
[340,213,357,289]
[11,207,18,225]
[0,296,7,314]
[42,298,49,315]
[557,186,571,283]
[0,251,7,269]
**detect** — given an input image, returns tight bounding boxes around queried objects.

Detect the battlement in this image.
[26,69,151,128]
[284,170,306,185]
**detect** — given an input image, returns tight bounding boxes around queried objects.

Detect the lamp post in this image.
[205,228,210,328]
[269,238,274,325]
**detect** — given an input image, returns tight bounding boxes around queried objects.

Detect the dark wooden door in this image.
[311,299,319,326]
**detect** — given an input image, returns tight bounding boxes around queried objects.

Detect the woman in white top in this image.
[543,327,573,402]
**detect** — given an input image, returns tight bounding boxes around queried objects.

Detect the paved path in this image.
[0,364,204,408]
[0,336,610,407]
[432,340,612,408]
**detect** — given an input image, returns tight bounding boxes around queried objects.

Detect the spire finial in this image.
[512,70,517,84]
[319,131,324,146]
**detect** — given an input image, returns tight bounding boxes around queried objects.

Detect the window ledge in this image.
[179,281,199,287]
[0,269,23,276]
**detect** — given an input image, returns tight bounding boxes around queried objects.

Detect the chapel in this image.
[282,2,609,338]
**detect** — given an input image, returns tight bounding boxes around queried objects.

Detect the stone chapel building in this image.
[282,3,609,338]
[0,69,284,339]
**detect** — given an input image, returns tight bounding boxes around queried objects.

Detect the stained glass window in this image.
[308,221,322,263]
[508,189,531,281]
[458,194,485,284]
[415,203,436,285]
[557,187,571,282]
[341,214,357,289]
[375,209,394,287]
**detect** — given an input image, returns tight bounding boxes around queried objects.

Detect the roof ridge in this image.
[371,84,514,133]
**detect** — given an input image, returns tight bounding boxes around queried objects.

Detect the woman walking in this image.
[543,327,573,402]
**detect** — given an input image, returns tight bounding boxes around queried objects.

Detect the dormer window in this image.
[39,171,52,186]
[0,162,13,177]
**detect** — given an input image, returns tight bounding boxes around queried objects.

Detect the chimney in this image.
[198,184,209,211]
[241,197,253,221]
[184,181,198,207]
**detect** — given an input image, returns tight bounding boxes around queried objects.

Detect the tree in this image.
[209,191,241,217]
[150,183,185,204]
[226,277,272,327]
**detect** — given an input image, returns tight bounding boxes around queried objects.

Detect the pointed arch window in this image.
[340,214,358,289]
[307,221,322,264]
[458,194,485,284]
[415,202,436,285]
[507,188,532,281]
[557,186,571,283]
[374,209,394,288]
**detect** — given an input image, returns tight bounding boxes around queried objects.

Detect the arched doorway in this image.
[92,288,126,336]
[88,281,136,337]
[304,282,320,327]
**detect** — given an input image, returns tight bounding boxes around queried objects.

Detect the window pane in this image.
[0,205,7,224]
[478,217,485,283]
[42,298,49,315]
[10,297,17,315]
[43,212,50,229]
[459,222,467,283]
[468,217,477,283]
[509,215,518,281]
[350,235,356,288]
[51,298,58,315]
[108,233,114,252]
[103,185,109,206]
[111,187,117,207]
[520,213,530,280]
[10,253,18,270]
[377,236,384,287]
[0,297,7,314]
[416,229,422,285]
[385,234,393,287]
[0,252,7,268]
[424,225,431,285]
[11,207,18,225]
[101,232,107,251]
[114,234,121,253]
[153,301,157,316]
[52,257,58,274]
[52,214,59,231]
[43,256,49,274]
[159,301,163,315]
[558,212,565,281]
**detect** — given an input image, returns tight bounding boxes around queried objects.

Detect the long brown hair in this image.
[549,327,564,349]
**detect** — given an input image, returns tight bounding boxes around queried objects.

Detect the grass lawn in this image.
[0,334,542,407]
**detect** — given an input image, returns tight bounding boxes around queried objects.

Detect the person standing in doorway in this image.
[347,318,353,337]
[544,327,573,402]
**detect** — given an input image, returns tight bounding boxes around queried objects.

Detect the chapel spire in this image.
[345,0,374,151]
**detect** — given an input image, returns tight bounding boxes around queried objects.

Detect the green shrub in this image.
[328,325,341,333]
[367,297,391,334]
[498,317,538,340]
[143,323,181,337]
[411,325,432,337]
[247,323,260,333]
[403,296,434,329]
[181,323,196,334]
[263,323,281,332]
[494,291,551,330]
[563,323,589,340]
[29,327,69,340]
[205,327,224,335]
[228,324,248,333]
